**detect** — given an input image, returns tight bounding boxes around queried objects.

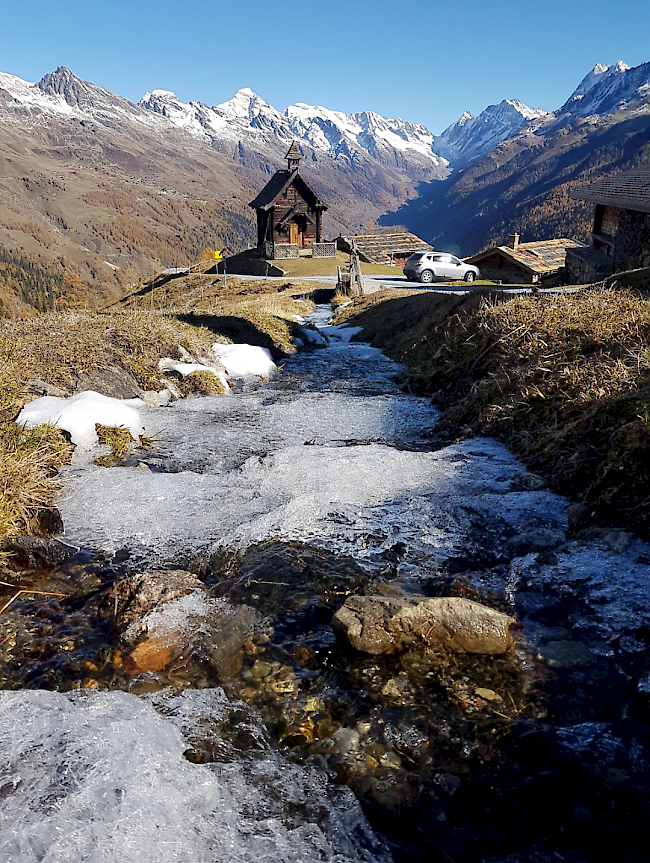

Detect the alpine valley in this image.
[0,59,649,313]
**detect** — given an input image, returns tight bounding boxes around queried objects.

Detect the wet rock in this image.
[74,366,143,399]
[333,594,514,655]
[127,633,179,672]
[504,528,566,558]
[106,569,204,631]
[1,536,76,570]
[207,605,260,681]
[567,502,591,533]
[475,687,503,704]
[32,507,64,536]
[541,639,594,668]
[577,527,632,554]
[508,473,547,492]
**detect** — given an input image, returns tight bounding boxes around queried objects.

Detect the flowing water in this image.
[2,304,650,862]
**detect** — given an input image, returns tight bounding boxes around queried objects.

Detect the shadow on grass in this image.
[174,313,304,360]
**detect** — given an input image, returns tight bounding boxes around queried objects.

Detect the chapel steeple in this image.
[285,141,302,171]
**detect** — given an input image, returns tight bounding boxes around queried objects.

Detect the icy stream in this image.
[58,306,563,570]
[4,305,650,862]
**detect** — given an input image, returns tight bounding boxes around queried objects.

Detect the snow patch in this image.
[16,391,145,449]
[211,344,277,378]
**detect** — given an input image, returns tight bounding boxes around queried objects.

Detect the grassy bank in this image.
[341,286,650,538]
[1,279,313,552]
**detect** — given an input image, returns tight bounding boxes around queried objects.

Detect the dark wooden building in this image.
[568,168,650,283]
[249,143,328,258]
[465,234,585,285]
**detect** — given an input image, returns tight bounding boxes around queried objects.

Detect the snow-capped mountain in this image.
[383,59,650,258]
[433,99,548,166]
[554,60,650,121]
[139,87,449,177]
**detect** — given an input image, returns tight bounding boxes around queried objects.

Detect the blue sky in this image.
[2,0,649,133]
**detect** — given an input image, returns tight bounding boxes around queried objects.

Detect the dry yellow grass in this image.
[0,311,217,393]
[118,275,316,353]
[0,424,72,550]
[345,286,650,537]
[276,251,400,279]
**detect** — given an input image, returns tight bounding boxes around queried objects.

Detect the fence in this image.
[311,242,337,258]
[269,243,299,259]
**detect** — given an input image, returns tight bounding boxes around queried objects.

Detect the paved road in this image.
[229,271,577,297]
[289,274,578,296]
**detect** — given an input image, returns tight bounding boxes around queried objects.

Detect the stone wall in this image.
[565,248,614,285]
[614,210,650,272]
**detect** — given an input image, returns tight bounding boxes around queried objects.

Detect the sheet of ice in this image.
[59,438,564,568]
[320,324,363,343]
[301,327,328,346]
[211,343,277,378]
[133,390,439,475]
[0,689,390,863]
[158,358,229,392]
[16,391,145,448]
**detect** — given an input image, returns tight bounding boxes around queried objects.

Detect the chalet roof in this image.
[570,167,650,214]
[248,169,328,211]
[337,232,432,264]
[466,238,585,275]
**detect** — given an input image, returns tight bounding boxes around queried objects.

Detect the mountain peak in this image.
[36,66,120,112]
[37,66,81,95]
[558,58,649,121]
[434,98,545,165]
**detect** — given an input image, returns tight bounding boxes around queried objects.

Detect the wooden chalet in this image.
[336,232,432,268]
[464,234,585,285]
[249,143,328,258]
[568,168,650,283]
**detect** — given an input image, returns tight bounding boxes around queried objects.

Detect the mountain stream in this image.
[2,304,650,862]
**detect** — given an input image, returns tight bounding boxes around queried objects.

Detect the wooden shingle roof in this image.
[570,167,650,213]
[248,169,328,211]
[466,238,585,275]
[337,232,432,264]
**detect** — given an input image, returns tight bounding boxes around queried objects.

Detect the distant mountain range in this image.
[383,60,650,254]
[0,60,649,313]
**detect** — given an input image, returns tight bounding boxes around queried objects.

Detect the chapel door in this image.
[290,219,304,248]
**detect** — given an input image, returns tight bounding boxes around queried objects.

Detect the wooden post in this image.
[349,240,364,297]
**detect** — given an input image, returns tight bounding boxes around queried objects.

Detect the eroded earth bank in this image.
[2,304,650,863]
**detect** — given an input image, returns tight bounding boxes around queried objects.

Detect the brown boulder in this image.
[333,594,513,655]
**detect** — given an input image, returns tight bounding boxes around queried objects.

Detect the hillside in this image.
[0,68,450,313]
[383,61,650,255]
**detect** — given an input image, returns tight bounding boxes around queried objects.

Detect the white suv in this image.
[403,251,480,284]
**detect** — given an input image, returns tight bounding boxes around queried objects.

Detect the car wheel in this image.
[464,271,476,283]
[420,269,434,284]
